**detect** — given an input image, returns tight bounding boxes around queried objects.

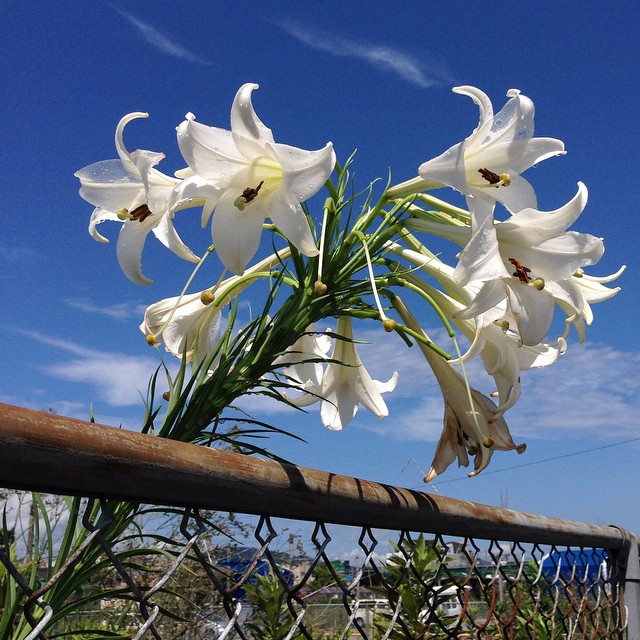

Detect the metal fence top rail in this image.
[0,403,635,549]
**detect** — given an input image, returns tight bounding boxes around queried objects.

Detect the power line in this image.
[414,436,640,488]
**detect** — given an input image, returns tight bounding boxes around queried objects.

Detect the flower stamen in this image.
[478,168,512,188]
[200,290,216,305]
[129,204,153,222]
[509,257,532,284]
[357,231,392,327]
[234,181,264,211]
[314,280,328,295]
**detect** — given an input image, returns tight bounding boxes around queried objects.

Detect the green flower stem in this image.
[388,294,439,360]
[336,201,409,281]
[384,175,443,200]
[392,231,439,259]
[386,314,452,360]
[397,282,454,339]
[324,175,339,201]
[414,193,471,223]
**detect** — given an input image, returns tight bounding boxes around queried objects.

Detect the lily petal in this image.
[116,218,156,286]
[230,83,276,157]
[89,207,119,244]
[152,213,199,264]
[290,317,397,431]
[76,113,197,283]
[211,190,266,275]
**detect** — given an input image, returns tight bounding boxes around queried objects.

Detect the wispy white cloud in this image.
[110,5,213,66]
[0,242,37,263]
[507,344,640,440]
[277,20,452,88]
[64,297,146,320]
[19,330,165,407]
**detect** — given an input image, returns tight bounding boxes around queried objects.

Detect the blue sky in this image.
[1,0,639,542]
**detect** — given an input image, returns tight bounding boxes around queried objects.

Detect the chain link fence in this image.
[1,404,638,639]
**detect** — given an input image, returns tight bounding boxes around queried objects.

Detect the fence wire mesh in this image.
[0,494,625,640]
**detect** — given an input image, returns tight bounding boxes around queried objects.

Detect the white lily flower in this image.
[289,316,398,431]
[176,83,336,275]
[409,183,604,345]
[424,352,526,482]
[140,249,291,364]
[390,246,565,414]
[273,325,332,388]
[418,86,565,226]
[75,113,200,285]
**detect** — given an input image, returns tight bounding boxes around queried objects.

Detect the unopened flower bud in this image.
[314,280,328,295]
[200,290,216,305]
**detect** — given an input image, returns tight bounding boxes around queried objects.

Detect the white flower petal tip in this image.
[423,467,438,484]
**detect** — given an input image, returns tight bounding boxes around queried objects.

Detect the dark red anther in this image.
[478,168,501,185]
[509,257,532,284]
[240,181,264,204]
[129,204,153,223]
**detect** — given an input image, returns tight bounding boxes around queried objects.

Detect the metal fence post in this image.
[620,532,640,640]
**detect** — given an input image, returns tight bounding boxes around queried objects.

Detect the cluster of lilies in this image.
[76,83,622,481]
